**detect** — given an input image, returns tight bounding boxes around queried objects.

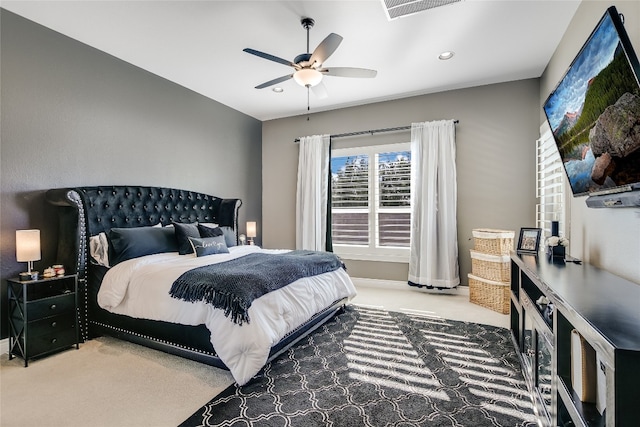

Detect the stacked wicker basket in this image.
[468,229,514,314]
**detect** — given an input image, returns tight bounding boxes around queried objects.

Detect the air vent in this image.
[382,0,462,20]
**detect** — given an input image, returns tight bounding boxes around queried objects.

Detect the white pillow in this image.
[89,232,110,267]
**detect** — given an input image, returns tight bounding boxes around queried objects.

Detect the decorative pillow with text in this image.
[188,236,229,257]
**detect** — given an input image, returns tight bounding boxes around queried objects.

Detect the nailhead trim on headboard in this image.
[46,185,242,341]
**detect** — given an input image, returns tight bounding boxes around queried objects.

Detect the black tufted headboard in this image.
[47,185,241,274]
[46,185,242,339]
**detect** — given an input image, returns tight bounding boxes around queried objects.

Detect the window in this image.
[536,123,567,238]
[331,142,411,262]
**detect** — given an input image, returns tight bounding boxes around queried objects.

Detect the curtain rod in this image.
[294,120,459,143]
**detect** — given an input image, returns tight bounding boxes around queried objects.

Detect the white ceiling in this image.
[2,0,581,121]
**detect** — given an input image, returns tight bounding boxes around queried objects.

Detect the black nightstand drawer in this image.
[27,278,75,301]
[25,328,77,356]
[28,313,76,339]
[27,293,75,319]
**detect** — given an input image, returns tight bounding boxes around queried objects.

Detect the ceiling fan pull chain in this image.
[307,87,311,121]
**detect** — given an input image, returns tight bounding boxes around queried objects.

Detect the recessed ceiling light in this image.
[439,51,455,60]
[272,87,284,93]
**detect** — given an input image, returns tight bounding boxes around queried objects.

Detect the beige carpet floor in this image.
[0,336,234,427]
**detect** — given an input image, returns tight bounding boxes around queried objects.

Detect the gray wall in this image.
[539,0,640,284]
[262,79,540,284]
[0,10,262,338]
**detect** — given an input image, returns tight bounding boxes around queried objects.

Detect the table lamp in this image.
[246,221,257,245]
[16,229,41,281]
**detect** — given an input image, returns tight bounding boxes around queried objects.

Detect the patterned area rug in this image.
[180,305,536,427]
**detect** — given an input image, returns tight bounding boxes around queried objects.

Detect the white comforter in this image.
[97,245,357,385]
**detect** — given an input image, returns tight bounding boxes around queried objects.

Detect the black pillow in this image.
[108,226,178,265]
[198,224,224,238]
[188,236,229,257]
[173,222,201,255]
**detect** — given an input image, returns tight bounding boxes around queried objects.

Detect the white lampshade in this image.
[246,221,257,238]
[293,68,323,87]
[16,229,41,273]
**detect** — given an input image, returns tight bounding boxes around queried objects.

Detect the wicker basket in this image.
[472,229,514,255]
[468,273,510,314]
[470,250,511,282]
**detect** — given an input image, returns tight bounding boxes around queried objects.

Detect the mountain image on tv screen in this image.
[543,7,640,196]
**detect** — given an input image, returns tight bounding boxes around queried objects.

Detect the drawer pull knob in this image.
[50,304,57,310]
[51,321,57,327]
[51,338,57,344]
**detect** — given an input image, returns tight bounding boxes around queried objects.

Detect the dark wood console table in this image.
[510,252,640,426]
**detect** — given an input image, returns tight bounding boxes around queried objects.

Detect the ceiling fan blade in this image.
[311,81,328,99]
[243,48,298,68]
[319,67,377,78]
[255,74,293,89]
[309,33,343,66]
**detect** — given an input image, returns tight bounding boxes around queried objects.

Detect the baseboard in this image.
[1,338,8,355]
[351,277,468,295]
[351,277,408,290]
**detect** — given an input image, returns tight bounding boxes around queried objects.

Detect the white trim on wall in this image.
[350,277,408,289]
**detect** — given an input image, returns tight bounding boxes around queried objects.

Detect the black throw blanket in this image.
[169,251,344,325]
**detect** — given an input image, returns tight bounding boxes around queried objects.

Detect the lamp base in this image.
[19,271,39,281]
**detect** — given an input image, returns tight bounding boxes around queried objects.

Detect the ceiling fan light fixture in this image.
[293,68,323,87]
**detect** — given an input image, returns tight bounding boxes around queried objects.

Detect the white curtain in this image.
[296,134,330,251]
[408,120,459,288]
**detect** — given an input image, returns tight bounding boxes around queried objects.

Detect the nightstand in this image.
[7,274,79,366]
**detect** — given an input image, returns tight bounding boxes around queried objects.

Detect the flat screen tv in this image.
[543,6,640,196]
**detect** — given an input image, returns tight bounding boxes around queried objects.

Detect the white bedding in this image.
[98,245,357,385]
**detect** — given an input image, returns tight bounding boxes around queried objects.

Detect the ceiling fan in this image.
[243,17,377,99]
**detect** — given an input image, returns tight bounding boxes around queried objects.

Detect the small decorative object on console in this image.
[517,228,541,254]
[53,264,65,276]
[536,296,554,324]
[18,272,38,281]
[43,265,66,278]
[546,236,568,259]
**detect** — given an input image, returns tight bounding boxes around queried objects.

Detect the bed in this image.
[45,185,356,384]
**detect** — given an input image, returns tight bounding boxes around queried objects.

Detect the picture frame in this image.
[517,228,542,254]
